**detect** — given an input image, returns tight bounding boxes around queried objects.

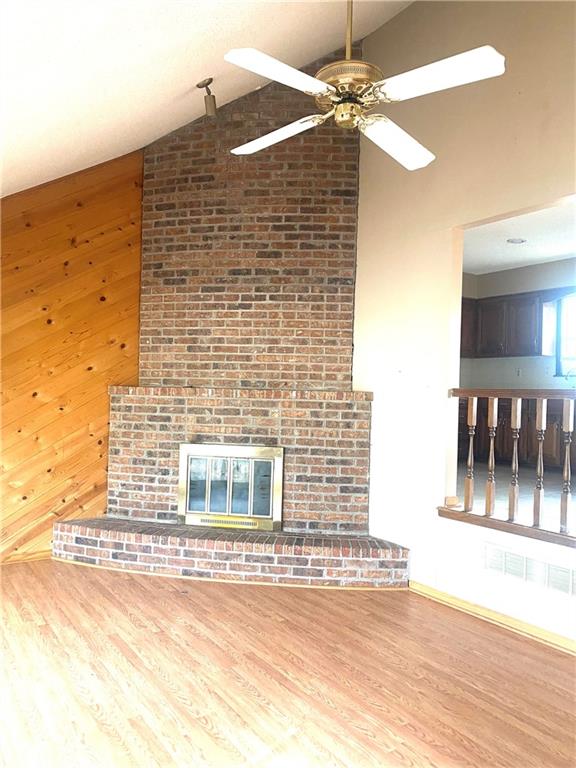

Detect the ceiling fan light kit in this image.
[225,0,506,170]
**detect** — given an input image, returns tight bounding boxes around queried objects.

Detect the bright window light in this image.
[559,293,576,377]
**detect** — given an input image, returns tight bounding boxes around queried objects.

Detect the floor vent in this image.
[485,544,575,595]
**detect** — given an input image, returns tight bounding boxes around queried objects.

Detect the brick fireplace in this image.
[52,49,409,588]
[106,386,372,534]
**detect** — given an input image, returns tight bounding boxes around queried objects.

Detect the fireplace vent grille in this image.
[199,517,258,528]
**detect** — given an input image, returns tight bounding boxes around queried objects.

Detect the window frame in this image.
[554,291,576,378]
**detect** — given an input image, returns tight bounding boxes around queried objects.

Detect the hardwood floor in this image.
[1,561,574,768]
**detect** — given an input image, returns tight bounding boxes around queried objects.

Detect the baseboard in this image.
[1,550,52,565]
[409,581,576,655]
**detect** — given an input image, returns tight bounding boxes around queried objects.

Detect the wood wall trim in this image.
[409,581,576,655]
[438,506,576,548]
[1,152,143,563]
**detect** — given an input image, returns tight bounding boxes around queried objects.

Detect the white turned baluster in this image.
[508,398,522,522]
[485,398,498,517]
[464,397,477,512]
[560,399,574,534]
[533,398,547,528]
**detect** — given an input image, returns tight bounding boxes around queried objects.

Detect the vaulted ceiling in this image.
[1,1,408,196]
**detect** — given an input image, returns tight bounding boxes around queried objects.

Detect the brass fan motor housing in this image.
[314,59,384,112]
[334,102,363,129]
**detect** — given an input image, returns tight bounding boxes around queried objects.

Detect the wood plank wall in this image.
[1,152,143,563]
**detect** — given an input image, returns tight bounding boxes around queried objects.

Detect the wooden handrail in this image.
[438,507,576,548]
[451,388,576,400]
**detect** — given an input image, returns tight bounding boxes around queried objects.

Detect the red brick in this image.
[139,48,359,392]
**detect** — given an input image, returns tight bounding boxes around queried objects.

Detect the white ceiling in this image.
[0,0,408,197]
[463,198,576,274]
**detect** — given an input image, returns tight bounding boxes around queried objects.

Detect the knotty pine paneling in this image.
[1,152,143,563]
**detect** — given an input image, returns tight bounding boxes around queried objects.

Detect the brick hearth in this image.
[53,518,408,588]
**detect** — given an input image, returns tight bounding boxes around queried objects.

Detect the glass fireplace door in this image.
[178,444,283,531]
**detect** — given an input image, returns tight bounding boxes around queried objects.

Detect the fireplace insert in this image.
[177,444,283,530]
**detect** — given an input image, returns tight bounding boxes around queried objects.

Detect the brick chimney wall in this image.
[139,48,360,390]
[104,48,373,534]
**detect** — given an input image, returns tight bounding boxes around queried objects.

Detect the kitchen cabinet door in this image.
[506,294,541,356]
[476,293,541,357]
[460,298,477,357]
[476,298,507,357]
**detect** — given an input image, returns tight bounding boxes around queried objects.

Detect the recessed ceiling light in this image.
[506,238,527,244]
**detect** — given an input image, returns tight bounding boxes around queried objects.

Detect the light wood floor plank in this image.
[1,560,574,768]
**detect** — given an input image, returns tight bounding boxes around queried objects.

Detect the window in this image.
[542,292,576,376]
[557,293,576,377]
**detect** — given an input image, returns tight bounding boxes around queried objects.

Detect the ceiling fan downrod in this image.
[345,0,353,61]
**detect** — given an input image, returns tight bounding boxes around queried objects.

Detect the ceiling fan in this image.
[224,0,505,170]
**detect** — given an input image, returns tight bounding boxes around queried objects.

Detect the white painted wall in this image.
[355,2,576,637]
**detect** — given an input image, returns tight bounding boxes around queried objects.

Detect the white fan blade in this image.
[225,48,335,97]
[231,114,327,155]
[358,115,435,170]
[374,45,505,102]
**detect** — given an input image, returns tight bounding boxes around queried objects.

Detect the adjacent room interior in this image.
[453,202,576,532]
[1,1,575,766]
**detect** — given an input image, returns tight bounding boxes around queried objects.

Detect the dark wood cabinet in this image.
[463,292,543,358]
[476,298,507,356]
[460,298,477,357]
[506,294,541,356]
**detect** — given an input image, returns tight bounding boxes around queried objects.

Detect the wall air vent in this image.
[484,544,575,595]
[548,565,572,594]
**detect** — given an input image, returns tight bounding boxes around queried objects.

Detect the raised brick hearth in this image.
[53,518,408,588]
